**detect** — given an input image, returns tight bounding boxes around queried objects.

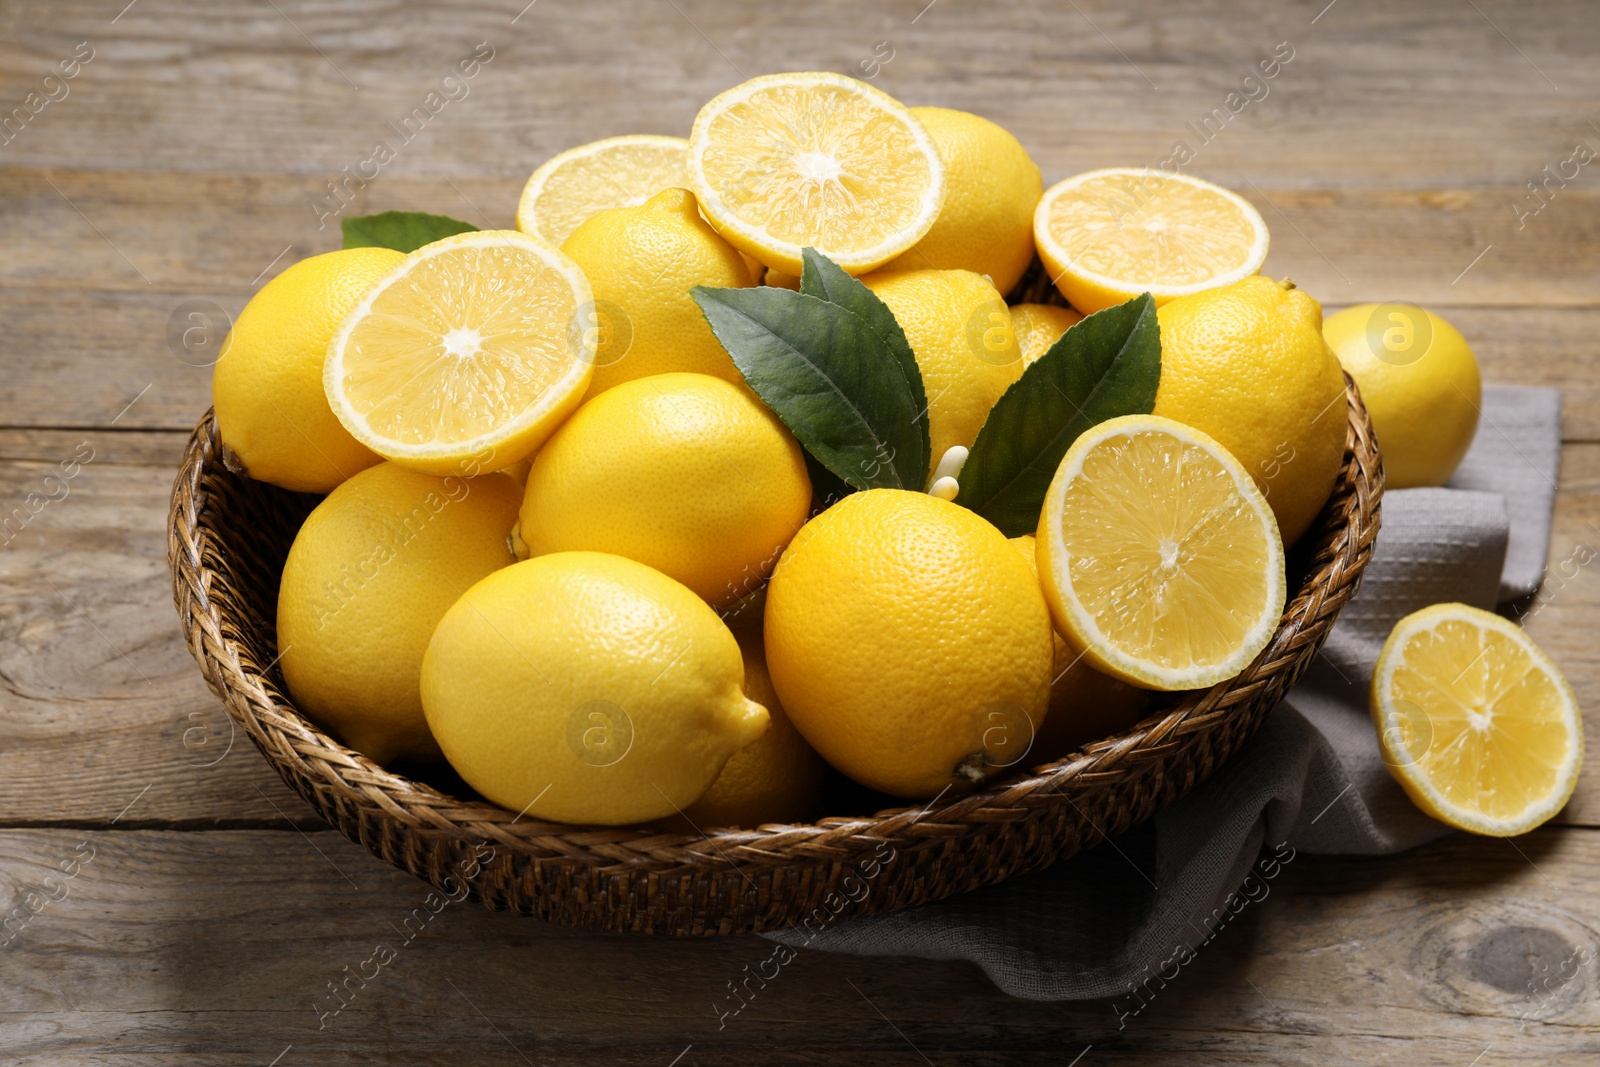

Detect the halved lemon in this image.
[325,230,595,475]
[1036,414,1285,691]
[515,134,690,246]
[1034,168,1269,314]
[688,72,944,276]
[1373,603,1582,836]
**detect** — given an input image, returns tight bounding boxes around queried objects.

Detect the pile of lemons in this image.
[212,72,1578,837]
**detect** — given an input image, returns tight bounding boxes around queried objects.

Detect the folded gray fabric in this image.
[767,385,1562,1002]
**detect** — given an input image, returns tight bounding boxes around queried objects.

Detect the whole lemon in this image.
[1008,535,1144,764]
[1152,276,1347,545]
[561,187,754,395]
[1323,303,1481,488]
[670,626,828,829]
[277,462,521,764]
[861,269,1023,479]
[764,489,1053,798]
[879,107,1043,295]
[1009,302,1084,366]
[213,247,402,492]
[520,372,811,606]
[421,552,770,826]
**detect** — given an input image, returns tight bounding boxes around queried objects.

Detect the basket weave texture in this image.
[169,376,1381,936]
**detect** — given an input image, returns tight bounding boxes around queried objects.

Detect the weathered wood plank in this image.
[0,0,1594,189]
[0,826,1594,1063]
[0,430,319,828]
[0,434,1596,832]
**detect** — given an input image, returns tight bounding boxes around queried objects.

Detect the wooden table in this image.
[3,1,1597,1062]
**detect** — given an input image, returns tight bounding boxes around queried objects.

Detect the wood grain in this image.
[1,0,1596,188]
[0,429,322,829]
[0,826,1595,1064]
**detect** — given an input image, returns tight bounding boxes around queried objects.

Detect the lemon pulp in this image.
[690,73,943,275]
[326,231,593,473]
[1374,604,1581,835]
[1038,415,1285,690]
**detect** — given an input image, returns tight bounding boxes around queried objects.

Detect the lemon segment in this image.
[1037,415,1286,690]
[325,230,595,475]
[515,134,690,246]
[1034,168,1269,314]
[1373,603,1582,836]
[688,72,944,276]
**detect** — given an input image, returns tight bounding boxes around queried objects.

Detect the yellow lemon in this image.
[880,107,1042,295]
[1323,303,1481,488]
[515,134,689,246]
[764,489,1053,798]
[520,372,811,606]
[212,247,402,492]
[1009,535,1145,763]
[422,552,770,826]
[324,231,594,476]
[861,269,1022,479]
[1009,302,1084,366]
[1153,276,1348,545]
[1373,603,1581,836]
[561,188,754,394]
[277,462,521,764]
[1034,168,1269,314]
[1037,415,1286,691]
[673,627,828,829]
[688,71,943,276]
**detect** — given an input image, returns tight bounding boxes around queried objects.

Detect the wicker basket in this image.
[169,373,1381,936]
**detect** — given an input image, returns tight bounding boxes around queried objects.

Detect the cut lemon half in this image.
[1034,168,1269,315]
[688,72,944,276]
[1036,414,1285,691]
[1372,603,1582,836]
[325,230,595,475]
[515,134,690,246]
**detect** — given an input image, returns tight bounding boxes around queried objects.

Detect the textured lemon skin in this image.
[764,490,1053,798]
[277,462,522,765]
[861,269,1023,479]
[880,107,1042,295]
[1371,602,1583,837]
[1009,535,1144,763]
[672,627,828,829]
[1010,303,1084,366]
[1323,304,1481,489]
[520,373,811,606]
[213,248,402,492]
[561,188,753,395]
[1152,277,1348,545]
[421,552,769,826]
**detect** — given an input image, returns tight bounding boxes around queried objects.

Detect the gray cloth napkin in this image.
[767,385,1563,1002]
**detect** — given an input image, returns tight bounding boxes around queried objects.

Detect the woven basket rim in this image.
[169,378,1382,878]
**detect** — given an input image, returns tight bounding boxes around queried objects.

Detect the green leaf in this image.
[341,211,477,253]
[797,248,930,483]
[958,293,1162,536]
[692,283,927,492]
